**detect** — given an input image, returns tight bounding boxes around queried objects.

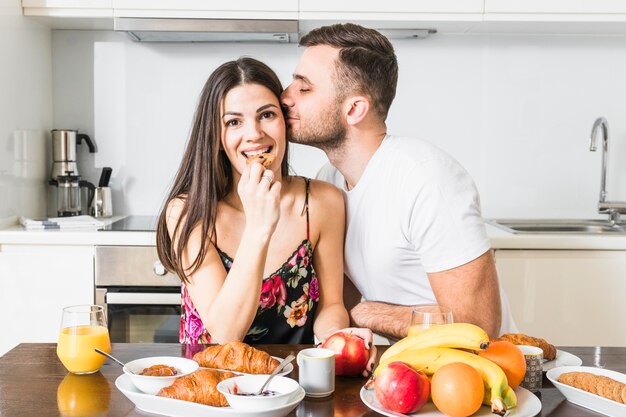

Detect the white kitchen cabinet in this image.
[299,0,484,15]
[495,249,626,347]
[21,0,113,30]
[483,0,626,33]
[298,0,483,35]
[22,0,113,17]
[485,0,626,14]
[0,244,94,356]
[112,0,297,19]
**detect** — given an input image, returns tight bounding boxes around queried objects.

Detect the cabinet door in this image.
[113,0,297,19]
[22,0,113,17]
[495,250,626,346]
[23,0,112,7]
[485,0,626,14]
[299,0,484,14]
[0,245,94,356]
[113,0,296,11]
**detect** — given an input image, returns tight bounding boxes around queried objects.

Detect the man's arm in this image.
[349,250,502,340]
[428,249,502,339]
[349,301,414,340]
[344,276,414,339]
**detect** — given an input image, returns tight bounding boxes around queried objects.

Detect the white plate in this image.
[200,356,293,377]
[542,350,583,371]
[360,386,541,417]
[115,374,304,417]
[546,365,626,417]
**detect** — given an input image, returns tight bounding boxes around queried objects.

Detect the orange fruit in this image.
[478,341,526,389]
[431,362,484,417]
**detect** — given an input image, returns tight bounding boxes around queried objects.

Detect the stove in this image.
[101,215,158,232]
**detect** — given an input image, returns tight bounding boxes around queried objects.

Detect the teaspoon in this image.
[253,354,296,395]
[94,348,134,374]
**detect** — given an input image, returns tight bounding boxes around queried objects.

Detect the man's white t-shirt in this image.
[317,135,516,335]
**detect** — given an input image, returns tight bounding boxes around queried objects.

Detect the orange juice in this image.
[57,325,110,374]
[407,323,439,337]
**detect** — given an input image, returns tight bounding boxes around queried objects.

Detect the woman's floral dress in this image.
[180,178,319,344]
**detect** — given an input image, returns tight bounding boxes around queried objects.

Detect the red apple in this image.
[374,361,430,414]
[321,332,369,377]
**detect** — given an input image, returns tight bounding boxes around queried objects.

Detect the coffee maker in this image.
[49,129,96,217]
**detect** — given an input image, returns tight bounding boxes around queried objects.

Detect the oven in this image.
[95,245,181,343]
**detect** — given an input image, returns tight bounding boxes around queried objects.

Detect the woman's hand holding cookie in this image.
[238,158,281,240]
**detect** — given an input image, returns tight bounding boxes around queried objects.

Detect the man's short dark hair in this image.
[300,23,398,121]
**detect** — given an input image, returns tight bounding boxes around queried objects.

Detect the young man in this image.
[281,23,516,339]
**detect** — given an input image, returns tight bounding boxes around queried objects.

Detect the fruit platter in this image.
[362,323,543,417]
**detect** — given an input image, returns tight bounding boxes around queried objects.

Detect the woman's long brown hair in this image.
[156,57,289,283]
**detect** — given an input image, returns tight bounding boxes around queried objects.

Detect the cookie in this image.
[246,153,275,167]
[561,371,626,404]
[558,372,576,386]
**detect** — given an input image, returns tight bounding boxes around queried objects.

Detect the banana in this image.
[484,385,517,412]
[374,347,516,415]
[379,323,490,363]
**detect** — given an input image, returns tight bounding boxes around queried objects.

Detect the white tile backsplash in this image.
[49,30,626,220]
[0,2,52,225]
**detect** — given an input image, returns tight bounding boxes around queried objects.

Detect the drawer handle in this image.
[106,292,181,305]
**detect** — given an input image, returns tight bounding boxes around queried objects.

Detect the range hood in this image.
[114,18,299,43]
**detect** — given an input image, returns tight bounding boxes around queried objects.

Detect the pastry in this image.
[156,369,237,407]
[246,153,275,167]
[193,341,279,374]
[496,333,557,360]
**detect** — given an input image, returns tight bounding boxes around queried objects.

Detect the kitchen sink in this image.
[486,219,626,234]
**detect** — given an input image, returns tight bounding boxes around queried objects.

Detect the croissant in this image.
[193,341,279,374]
[156,369,237,407]
[496,333,557,360]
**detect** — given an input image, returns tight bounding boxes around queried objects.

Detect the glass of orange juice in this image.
[57,305,111,374]
[408,304,453,336]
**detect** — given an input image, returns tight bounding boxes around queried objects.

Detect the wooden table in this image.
[0,344,623,416]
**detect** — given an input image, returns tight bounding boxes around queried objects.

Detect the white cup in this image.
[297,348,335,397]
[518,345,543,392]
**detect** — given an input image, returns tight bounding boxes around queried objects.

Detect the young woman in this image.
[156,58,365,348]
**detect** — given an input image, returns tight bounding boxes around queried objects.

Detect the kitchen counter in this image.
[0,216,155,246]
[487,223,626,250]
[0,343,624,417]
[3,218,626,249]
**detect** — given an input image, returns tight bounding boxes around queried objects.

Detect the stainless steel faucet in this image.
[589,117,626,225]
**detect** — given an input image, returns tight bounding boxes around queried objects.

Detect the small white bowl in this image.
[217,375,301,411]
[123,356,199,395]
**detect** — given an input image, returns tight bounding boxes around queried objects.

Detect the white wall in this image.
[0,0,52,225]
[51,30,626,219]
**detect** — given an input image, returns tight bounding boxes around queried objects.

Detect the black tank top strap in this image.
[303,177,310,241]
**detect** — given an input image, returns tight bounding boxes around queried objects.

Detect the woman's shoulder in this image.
[305,178,344,213]
[165,195,187,223]
[285,176,342,200]
[308,177,342,197]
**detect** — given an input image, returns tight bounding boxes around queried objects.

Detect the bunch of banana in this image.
[375,347,516,416]
[380,323,490,363]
